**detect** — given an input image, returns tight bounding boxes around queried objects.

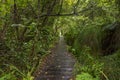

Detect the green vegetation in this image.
[76,72,99,80]
[0,0,120,80]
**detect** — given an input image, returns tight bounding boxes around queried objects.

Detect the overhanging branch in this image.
[39,7,92,17]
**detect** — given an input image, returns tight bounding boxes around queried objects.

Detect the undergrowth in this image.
[100,51,120,80]
[70,46,120,80]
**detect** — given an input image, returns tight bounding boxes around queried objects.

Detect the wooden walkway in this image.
[34,37,76,80]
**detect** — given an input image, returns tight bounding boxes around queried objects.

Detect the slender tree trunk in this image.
[38,0,41,20]
[13,0,19,40]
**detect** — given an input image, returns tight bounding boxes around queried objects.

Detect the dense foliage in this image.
[55,0,120,80]
[0,0,120,80]
[0,0,60,79]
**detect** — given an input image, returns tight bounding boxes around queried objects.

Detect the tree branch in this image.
[39,7,92,17]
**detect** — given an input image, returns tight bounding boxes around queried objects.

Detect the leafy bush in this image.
[101,51,120,80]
[73,46,104,80]
[0,65,34,80]
[76,72,99,80]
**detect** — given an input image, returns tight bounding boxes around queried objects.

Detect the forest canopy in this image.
[0,0,120,80]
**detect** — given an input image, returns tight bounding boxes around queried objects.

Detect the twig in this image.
[100,71,109,80]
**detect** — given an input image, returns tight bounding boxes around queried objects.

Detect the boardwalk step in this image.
[44,67,73,71]
[36,75,72,80]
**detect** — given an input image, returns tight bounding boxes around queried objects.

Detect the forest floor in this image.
[34,36,76,80]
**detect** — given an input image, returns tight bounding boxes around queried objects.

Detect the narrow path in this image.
[35,37,76,80]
